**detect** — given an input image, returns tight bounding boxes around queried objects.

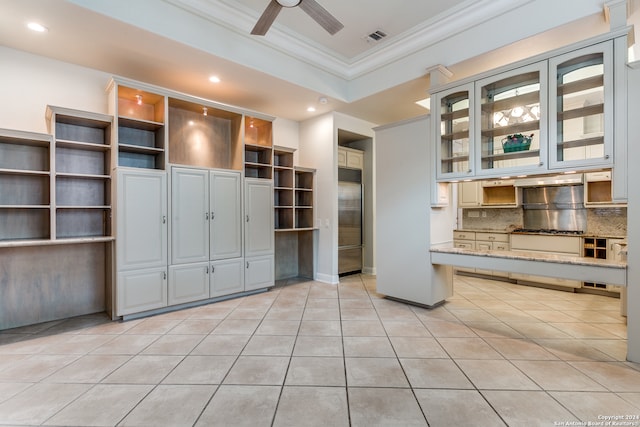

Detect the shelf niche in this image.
[168,98,243,170]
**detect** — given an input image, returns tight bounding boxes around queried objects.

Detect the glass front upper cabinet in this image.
[475,62,547,176]
[435,83,474,179]
[549,41,613,169]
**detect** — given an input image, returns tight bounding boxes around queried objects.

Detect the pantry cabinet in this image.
[115,169,168,316]
[170,167,242,265]
[116,169,167,271]
[245,178,274,257]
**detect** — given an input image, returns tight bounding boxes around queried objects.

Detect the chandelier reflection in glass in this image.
[493,104,540,127]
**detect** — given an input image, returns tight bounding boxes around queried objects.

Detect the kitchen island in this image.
[430,244,627,286]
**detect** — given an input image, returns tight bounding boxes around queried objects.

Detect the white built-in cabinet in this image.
[169,167,243,305]
[433,33,626,191]
[245,178,274,289]
[116,168,168,315]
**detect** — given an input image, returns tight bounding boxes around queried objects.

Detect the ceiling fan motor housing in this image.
[276,0,302,7]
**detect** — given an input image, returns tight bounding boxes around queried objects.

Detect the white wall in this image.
[626,61,640,362]
[272,118,299,157]
[299,113,337,283]
[298,112,377,283]
[0,47,110,134]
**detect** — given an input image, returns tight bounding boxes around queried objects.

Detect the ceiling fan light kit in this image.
[251,0,344,36]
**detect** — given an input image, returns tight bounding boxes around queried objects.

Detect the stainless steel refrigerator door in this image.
[338,181,362,274]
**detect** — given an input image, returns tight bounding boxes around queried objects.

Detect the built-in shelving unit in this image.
[0,128,52,242]
[294,168,314,229]
[244,116,273,179]
[47,106,113,239]
[168,97,243,170]
[273,147,294,230]
[113,85,166,170]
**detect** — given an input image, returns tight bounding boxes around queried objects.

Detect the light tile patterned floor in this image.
[0,274,639,426]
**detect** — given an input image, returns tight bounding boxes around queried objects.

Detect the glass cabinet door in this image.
[475,62,547,176]
[435,84,474,179]
[549,41,613,169]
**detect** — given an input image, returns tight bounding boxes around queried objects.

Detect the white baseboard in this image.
[362,267,376,276]
[315,272,339,285]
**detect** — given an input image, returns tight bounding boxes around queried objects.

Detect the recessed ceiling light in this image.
[307,106,316,112]
[27,22,48,33]
[209,75,221,83]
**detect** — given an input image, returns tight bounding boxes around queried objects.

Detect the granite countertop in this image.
[453,229,626,239]
[430,243,627,269]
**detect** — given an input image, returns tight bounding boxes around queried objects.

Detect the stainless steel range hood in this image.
[521,184,586,232]
[514,174,583,187]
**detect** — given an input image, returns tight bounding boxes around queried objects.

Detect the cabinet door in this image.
[475,62,547,176]
[457,181,481,207]
[337,148,347,167]
[210,171,242,260]
[346,150,364,170]
[245,179,274,257]
[435,84,474,179]
[210,258,245,298]
[171,167,209,265]
[117,169,167,270]
[168,262,209,305]
[117,267,167,316]
[245,255,274,291]
[549,41,613,169]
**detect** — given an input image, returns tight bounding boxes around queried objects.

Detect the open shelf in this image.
[168,97,243,170]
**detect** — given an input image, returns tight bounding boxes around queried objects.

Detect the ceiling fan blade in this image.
[298,0,344,35]
[251,0,283,35]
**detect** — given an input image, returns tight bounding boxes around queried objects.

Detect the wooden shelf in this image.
[440,131,470,141]
[440,108,470,122]
[558,135,604,149]
[56,139,110,151]
[56,172,111,180]
[481,149,540,162]
[0,204,50,209]
[119,116,164,131]
[481,121,539,139]
[0,168,50,176]
[558,75,603,96]
[557,103,603,121]
[118,143,164,155]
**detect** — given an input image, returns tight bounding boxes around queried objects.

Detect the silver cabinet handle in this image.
[211,212,215,220]
[163,272,167,280]
[205,212,209,220]
[246,215,250,222]
[205,266,209,274]
[246,261,249,269]
[211,266,215,274]
[539,162,544,167]
[605,154,610,159]
[162,216,166,224]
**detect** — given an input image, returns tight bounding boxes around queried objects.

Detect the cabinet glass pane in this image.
[439,91,470,174]
[555,53,605,162]
[479,70,541,171]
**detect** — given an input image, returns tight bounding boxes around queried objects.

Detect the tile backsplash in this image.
[461,207,627,237]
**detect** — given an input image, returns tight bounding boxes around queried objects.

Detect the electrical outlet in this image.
[468,211,480,218]
[482,211,487,217]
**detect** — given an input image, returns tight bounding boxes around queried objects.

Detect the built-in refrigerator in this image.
[338,168,362,275]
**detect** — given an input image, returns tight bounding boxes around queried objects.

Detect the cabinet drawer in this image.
[453,231,476,240]
[453,240,475,250]
[475,232,509,243]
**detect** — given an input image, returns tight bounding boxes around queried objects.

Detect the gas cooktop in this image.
[511,228,584,235]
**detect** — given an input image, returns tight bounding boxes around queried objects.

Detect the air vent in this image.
[365,30,387,43]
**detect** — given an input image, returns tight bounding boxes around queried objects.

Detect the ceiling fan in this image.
[251,0,344,36]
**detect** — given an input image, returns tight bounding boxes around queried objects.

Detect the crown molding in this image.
[165,0,533,80]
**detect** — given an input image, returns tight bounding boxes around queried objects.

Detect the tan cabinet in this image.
[457,182,481,208]
[338,146,364,170]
